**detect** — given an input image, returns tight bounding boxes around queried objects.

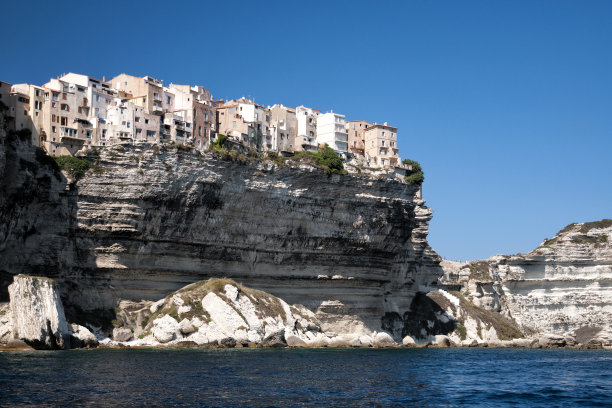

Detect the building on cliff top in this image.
[216,98,270,151]
[316,111,348,154]
[0,72,404,165]
[365,122,400,168]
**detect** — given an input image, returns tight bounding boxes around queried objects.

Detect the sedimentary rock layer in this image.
[0,125,442,334]
[442,220,612,339]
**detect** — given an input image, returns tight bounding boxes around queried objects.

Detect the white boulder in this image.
[372,332,396,347]
[152,315,180,343]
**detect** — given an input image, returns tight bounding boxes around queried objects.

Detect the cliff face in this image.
[0,128,442,335]
[493,221,612,337]
[442,220,612,342]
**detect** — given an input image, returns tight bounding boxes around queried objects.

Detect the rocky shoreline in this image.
[2,274,610,352]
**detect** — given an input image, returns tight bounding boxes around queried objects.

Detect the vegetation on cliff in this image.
[52,156,93,179]
[402,159,424,185]
[292,145,346,174]
[541,219,612,248]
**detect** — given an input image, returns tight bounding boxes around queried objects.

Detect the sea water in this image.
[1,348,610,407]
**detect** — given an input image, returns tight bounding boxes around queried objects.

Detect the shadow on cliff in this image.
[0,125,77,302]
[382,292,457,340]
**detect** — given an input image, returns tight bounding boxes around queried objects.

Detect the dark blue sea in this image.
[0,348,610,407]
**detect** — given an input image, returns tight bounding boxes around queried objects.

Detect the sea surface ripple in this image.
[0,348,610,407]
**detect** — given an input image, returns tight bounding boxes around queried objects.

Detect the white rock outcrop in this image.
[113,278,399,348]
[8,275,71,349]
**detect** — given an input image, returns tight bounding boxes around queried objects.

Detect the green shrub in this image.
[212,133,228,149]
[53,155,92,179]
[456,323,467,341]
[267,151,286,166]
[402,158,424,185]
[293,145,345,174]
[580,219,612,233]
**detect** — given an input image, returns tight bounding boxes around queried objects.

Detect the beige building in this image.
[364,123,400,167]
[40,78,92,155]
[268,104,297,152]
[346,120,371,157]
[8,84,42,146]
[216,98,269,151]
[111,74,165,116]
[134,105,160,143]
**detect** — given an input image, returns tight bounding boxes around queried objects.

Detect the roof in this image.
[365,123,398,131]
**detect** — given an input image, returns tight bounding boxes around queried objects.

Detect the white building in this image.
[296,106,319,151]
[315,111,348,153]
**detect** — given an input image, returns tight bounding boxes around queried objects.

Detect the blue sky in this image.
[2,1,611,260]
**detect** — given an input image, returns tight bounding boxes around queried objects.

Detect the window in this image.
[135,117,140,122]
[166,96,171,104]
[61,117,67,126]
[136,128,142,135]
[102,130,107,137]
[381,140,385,146]
[52,126,56,133]
[145,119,149,124]
[62,93,67,100]
[61,104,69,111]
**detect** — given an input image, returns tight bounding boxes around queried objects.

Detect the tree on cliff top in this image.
[402,158,424,186]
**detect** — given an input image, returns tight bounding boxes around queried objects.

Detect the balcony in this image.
[152,106,164,113]
[334,132,348,142]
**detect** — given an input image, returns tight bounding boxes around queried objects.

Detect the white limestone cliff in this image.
[440,220,612,347]
[0,130,442,338]
[8,275,71,349]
